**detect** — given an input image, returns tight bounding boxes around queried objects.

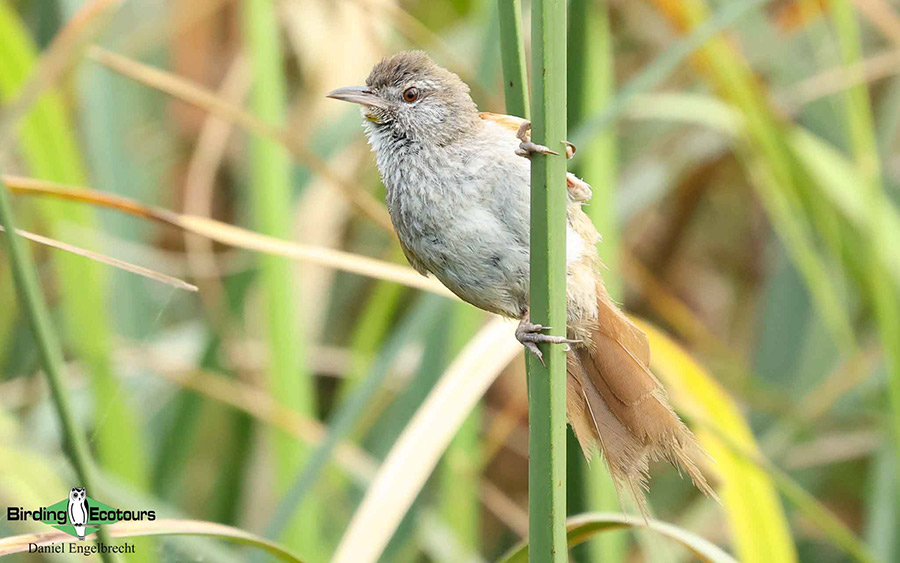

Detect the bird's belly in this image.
[400,210,530,318]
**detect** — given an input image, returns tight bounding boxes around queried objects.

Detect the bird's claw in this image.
[515,321,581,365]
[515,121,576,160]
[516,142,558,157]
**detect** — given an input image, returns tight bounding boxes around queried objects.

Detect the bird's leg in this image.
[515,320,581,365]
[515,121,577,159]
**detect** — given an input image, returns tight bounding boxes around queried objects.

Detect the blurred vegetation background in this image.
[0,0,899,561]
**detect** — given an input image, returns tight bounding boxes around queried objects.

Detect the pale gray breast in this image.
[377,123,533,317]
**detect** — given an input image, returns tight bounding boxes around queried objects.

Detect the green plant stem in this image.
[0,178,116,563]
[830,0,900,513]
[571,0,774,146]
[439,304,484,549]
[497,0,530,118]
[567,0,626,560]
[263,295,444,541]
[528,0,568,561]
[0,0,148,494]
[242,0,317,557]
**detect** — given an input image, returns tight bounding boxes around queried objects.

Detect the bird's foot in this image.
[515,321,581,365]
[566,173,593,203]
[515,121,576,159]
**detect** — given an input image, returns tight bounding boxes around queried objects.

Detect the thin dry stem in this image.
[86,45,395,233]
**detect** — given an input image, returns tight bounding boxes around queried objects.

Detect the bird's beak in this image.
[326,86,386,109]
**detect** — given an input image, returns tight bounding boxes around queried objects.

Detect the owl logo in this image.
[67,487,89,540]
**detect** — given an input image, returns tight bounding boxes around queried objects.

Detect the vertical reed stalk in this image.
[568,0,626,559]
[528,0,568,560]
[497,0,530,118]
[242,0,317,557]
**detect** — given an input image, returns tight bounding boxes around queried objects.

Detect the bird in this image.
[327,51,715,508]
[67,487,88,540]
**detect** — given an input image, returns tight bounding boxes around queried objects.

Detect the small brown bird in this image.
[328,51,714,506]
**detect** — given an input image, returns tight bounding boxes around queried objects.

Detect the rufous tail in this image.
[566,284,717,513]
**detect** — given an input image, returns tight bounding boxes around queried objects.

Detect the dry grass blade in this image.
[3,174,180,223]
[781,49,900,109]
[0,225,196,292]
[852,0,900,46]
[86,45,394,233]
[3,174,451,296]
[481,480,529,538]
[178,215,451,295]
[333,317,521,563]
[0,0,123,153]
[183,54,250,324]
[342,0,488,100]
[0,519,303,562]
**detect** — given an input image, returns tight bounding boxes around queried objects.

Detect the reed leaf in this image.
[0,0,148,498]
[3,175,451,295]
[496,0,530,118]
[829,0,900,515]
[498,512,738,563]
[0,225,196,291]
[332,317,521,562]
[0,175,116,563]
[0,519,304,562]
[242,0,318,556]
[635,319,797,563]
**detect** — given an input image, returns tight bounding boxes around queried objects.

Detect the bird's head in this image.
[326,51,479,149]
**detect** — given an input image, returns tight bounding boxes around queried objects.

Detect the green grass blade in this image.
[499,512,738,563]
[865,442,899,561]
[570,0,774,148]
[264,295,445,541]
[0,518,305,562]
[438,304,484,550]
[568,0,620,296]
[0,0,148,496]
[242,0,317,557]
[829,0,900,514]
[0,178,117,563]
[567,0,626,560]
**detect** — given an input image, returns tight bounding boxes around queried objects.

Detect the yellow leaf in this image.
[635,319,797,563]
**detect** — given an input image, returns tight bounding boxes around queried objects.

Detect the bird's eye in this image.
[403,87,419,103]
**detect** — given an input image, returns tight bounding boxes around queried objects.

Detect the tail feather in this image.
[566,287,717,511]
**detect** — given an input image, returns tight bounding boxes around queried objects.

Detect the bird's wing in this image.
[478,111,527,134]
[398,237,428,276]
[478,112,592,204]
